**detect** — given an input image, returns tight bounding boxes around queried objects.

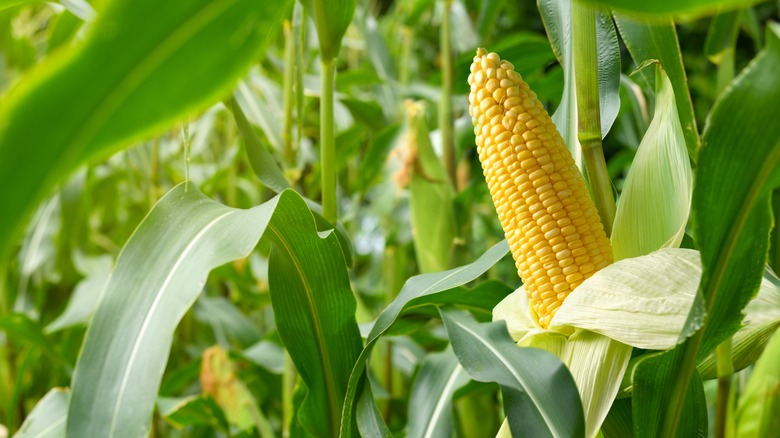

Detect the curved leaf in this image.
[67,185,296,437]
[12,388,69,438]
[406,347,470,438]
[339,241,510,437]
[441,309,585,438]
[693,21,780,356]
[267,191,363,438]
[0,0,291,258]
[613,13,701,160]
[611,66,693,260]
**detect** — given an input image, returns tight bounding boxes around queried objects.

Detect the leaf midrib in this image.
[452,318,556,434]
[106,210,237,437]
[269,223,340,436]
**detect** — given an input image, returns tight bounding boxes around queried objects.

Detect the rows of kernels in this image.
[468,48,613,328]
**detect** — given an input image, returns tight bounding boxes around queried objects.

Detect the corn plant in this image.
[1,0,779,437]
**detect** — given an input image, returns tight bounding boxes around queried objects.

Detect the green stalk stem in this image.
[320,59,337,223]
[294,1,305,170]
[439,0,457,188]
[715,338,733,438]
[282,20,296,167]
[282,352,296,438]
[572,0,615,235]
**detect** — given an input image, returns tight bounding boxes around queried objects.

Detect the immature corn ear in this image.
[468,48,613,328]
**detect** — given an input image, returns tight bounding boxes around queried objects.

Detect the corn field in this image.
[1,0,780,437]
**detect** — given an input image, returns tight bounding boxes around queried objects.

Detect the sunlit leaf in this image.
[0,0,290,258]
[66,185,292,437]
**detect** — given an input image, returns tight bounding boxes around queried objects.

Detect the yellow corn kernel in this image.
[468,48,613,328]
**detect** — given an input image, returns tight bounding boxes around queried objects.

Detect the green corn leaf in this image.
[693,21,780,357]
[642,24,780,436]
[613,13,701,161]
[65,184,352,437]
[339,241,510,437]
[593,0,760,17]
[303,0,355,63]
[734,327,780,436]
[267,190,363,438]
[67,185,279,437]
[406,347,470,438]
[632,351,708,438]
[12,388,69,438]
[45,253,113,333]
[0,0,290,259]
[610,66,693,261]
[157,395,229,432]
[538,0,621,169]
[441,309,585,438]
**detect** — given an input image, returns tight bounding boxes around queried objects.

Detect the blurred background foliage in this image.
[0,0,778,436]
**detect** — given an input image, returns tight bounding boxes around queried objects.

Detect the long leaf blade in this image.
[267,192,363,438]
[67,185,282,437]
[441,309,585,438]
[0,0,290,258]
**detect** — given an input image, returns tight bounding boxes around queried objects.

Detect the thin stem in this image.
[572,0,615,235]
[282,352,295,437]
[294,1,305,170]
[282,20,296,168]
[715,338,733,438]
[439,0,456,188]
[320,59,337,223]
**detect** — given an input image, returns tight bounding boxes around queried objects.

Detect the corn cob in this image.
[468,48,613,328]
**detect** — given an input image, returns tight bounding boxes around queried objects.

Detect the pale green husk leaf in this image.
[610,66,693,261]
[549,248,703,350]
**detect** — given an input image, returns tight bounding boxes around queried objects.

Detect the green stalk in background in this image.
[572,0,615,235]
[282,19,297,168]
[439,0,456,188]
[320,59,337,222]
[302,0,355,223]
[294,1,305,171]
